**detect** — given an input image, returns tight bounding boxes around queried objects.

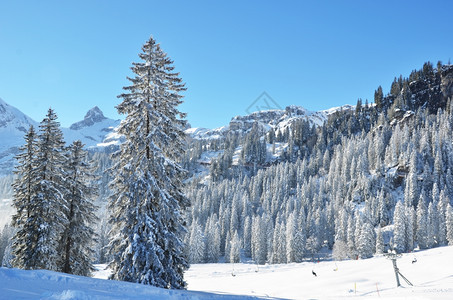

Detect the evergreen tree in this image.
[251,215,267,264]
[109,36,189,289]
[11,126,38,269]
[204,215,221,263]
[375,227,384,254]
[427,202,439,248]
[332,240,348,261]
[393,201,407,253]
[57,140,98,276]
[446,204,453,246]
[405,205,415,252]
[243,215,252,258]
[374,86,384,110]
[0,225,15,264]
[34,109,69,270]
[347,214,357,258]
[12,110,68,270]
[358,222,375,259]
[285,212,298,263]
[416,194,429,249]
[229,231,241,263]
[188,221,205,264]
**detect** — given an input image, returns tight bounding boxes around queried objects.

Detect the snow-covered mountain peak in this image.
[64,106,120,148]
[69,106,107,130]
[0,97,37,131]
[0,98,122,174]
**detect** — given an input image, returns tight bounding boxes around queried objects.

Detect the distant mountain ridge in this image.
[185,104,348,140]
[0,98,121,175]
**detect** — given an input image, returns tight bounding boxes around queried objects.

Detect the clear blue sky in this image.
[0,0,452,129]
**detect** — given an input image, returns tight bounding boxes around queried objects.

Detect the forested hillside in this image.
[183,62,453,264]
[1,62,453,268]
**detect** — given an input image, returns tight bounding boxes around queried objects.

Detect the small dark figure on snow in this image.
[412,258,417,264]
[312,270,317,277]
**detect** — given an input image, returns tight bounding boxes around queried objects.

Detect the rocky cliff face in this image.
[440,65,453,100]
[407,64,453,113]
[229,110,285,132]
[186,105,330,141]
[228,106,328,133]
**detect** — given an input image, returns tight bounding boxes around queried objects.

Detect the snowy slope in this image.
[0,98,38,172]
[3,246,449,299]
[0,267,259,300]
[186,246,453,299]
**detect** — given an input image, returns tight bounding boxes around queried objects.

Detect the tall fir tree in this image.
[375,227,384,254]
[57,140,98,276]
[393,201,407,253]
[11,126,38,269]
[416,193,429,249]
[33,108,69,270]
[12,110,68,270]
[446,204,453,245]
[188,220,205,264]
[109,36,189,289]
[358,222,375,259]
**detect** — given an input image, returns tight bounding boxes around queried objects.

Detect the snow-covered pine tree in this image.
[375,227,384,254]
[251,214,267,264]
[416,192,429,249]
[229,231,241,263]
[11,126,38,269]
[32,109,69,271]
[446,203,453,245]
[109,36,189,289]
[358,222,375,259]
[427,202,438,248]
[242,215,252,258]
[285,211,298,263]
[405,205,415,252]
[188,220,205,264]
[204,214,221,263]
[12,110,68,271]
[393,201,407,253]
[0,225,15,266]
[346,214,357,258]
[57,140,98,276]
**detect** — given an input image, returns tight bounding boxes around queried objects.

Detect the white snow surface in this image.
[1,246,452,299]
[186,246,453,300]
[322,104,355,115]
[0,266,257,300]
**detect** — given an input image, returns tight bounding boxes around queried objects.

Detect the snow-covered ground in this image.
[186,246,453,299]
[0,267,257,300]
[1,246,452,299]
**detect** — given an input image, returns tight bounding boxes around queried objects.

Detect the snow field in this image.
[0,245,452,299]
[0,266,258,300]
[185,246,453,299]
